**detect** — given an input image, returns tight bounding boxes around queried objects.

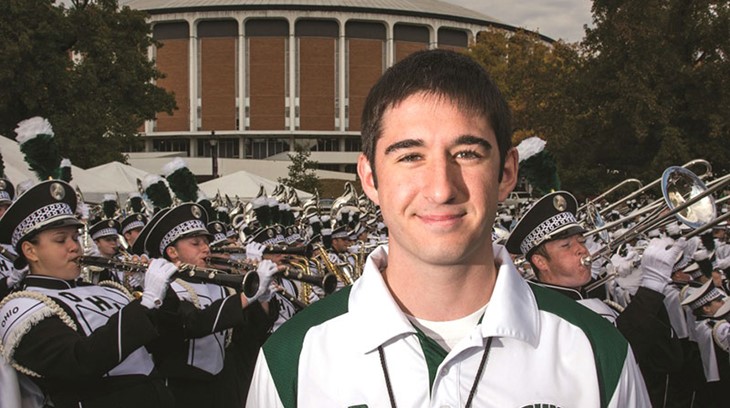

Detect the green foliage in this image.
[0,0,175,168]
[577,0,730,189]
[19,134,61,180]
[278,144,321,194]
[166,167,199,202]
[520,151,561,196]
[468,2,730,199]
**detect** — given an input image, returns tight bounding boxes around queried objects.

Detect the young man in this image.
[506,191,682,407]
[247,49,649,407]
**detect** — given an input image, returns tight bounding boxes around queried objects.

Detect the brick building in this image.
[124,0,537,173]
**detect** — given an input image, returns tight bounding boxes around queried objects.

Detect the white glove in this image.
[641,237,687,292]
[140,258,178,309]
[127,271,144,289]
[246,259,279,303]
[715,256,730,271]
[347,244,361,254]
[6,266,28,288]
[245,242,265,262]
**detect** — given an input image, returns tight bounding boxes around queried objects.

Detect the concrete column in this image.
[189,17,199,132]
[238,17,246,132]
[288,17,297,131]
[385,21,394,68]
[338,19,347,132]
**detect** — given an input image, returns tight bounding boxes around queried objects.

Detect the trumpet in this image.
[78,256,260,298]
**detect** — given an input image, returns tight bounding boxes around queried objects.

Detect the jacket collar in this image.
[349,244,541,354]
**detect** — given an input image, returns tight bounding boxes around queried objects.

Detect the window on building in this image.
[153,138,190,155]
[344,137,361,152]
[197,138,240,158]
[245,138,290,159]
[312,138,339,152]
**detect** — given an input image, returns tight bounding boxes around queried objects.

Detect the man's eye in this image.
[398,153,421,162]
[455,150,482,159]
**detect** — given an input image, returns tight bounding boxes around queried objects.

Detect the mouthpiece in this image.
[580,256,593,267]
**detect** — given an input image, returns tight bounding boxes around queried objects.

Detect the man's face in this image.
[358,92,517,266]
[713,228,727,242]
[124,228,142,247]
[331,237,349,253]
[95,236,119,258]
[167,235,210,267]
[533,234,591,289]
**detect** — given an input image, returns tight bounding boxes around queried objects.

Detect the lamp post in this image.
[210,130,218,179]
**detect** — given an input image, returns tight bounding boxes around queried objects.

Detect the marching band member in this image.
[506,191,682,407]
[120,212,148,249]
[0,180,178,408]
[142,202,280,408]
[681,280,730,407]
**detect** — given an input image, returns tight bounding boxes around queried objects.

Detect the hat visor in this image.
[13,216,83,269]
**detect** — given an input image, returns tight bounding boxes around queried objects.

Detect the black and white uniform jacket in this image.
[152,279,245,380]
[0,275,170,408]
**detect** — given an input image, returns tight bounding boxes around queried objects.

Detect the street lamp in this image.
[210,130,218,179]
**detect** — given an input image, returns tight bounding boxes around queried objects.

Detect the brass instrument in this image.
[210,243,314,257]
[78,256,260,298]
[582,165,730,292]
[597,159,713,217]
[313,243,354,285]
[205,256,337,294]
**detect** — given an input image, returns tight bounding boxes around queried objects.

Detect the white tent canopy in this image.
[199,170,312,201]
[0,136,142,203]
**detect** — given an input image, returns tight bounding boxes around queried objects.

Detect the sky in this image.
[441,0,595,43]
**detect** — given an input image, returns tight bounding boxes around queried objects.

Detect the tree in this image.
[468,30,598,195]
[278,144,321,193]
[0,0,175,168]
[578,0,730,185]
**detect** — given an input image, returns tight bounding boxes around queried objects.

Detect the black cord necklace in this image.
[377,336,494,408]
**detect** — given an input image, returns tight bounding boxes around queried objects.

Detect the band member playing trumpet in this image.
[506,191,683,407]
[0,180,178,408]
[143,203,280,408]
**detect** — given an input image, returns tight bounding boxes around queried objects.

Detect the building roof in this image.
[122,0,504,26]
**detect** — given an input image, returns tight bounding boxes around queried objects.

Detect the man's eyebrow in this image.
[453,135,492,150]
[384,139,423,155]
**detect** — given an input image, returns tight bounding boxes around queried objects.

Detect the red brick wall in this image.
[200,37,236,130]
[395,41,428,63]
[249,37,287,130]
[155,39,189,131]
[299,37,335,130]
[348,39,383,131]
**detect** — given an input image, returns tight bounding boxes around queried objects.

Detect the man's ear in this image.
[530,253,548,273]
[22,241,38,263]
[357,154,379,206]
[165,245,178,262]
[498,147,519,202]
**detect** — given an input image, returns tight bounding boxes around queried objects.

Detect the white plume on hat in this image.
[142,174,164,190]
[515,137,546,162]
[693,249,710,262]
[15,117,54,144]
[162,157,187,177]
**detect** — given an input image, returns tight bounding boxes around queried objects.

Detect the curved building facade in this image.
[125,0,533,172]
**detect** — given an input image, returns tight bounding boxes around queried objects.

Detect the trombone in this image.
[596,159,713,217]
[582,165,730,292]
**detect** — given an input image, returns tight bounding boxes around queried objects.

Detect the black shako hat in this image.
[0,178,15,205]
[207,221,229,246]
[144,203,211,258]
[89,219,121,240]
[0,180,82,268]
[505,191,585,256]
[130,208,169,256]
[120,212,148,235]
